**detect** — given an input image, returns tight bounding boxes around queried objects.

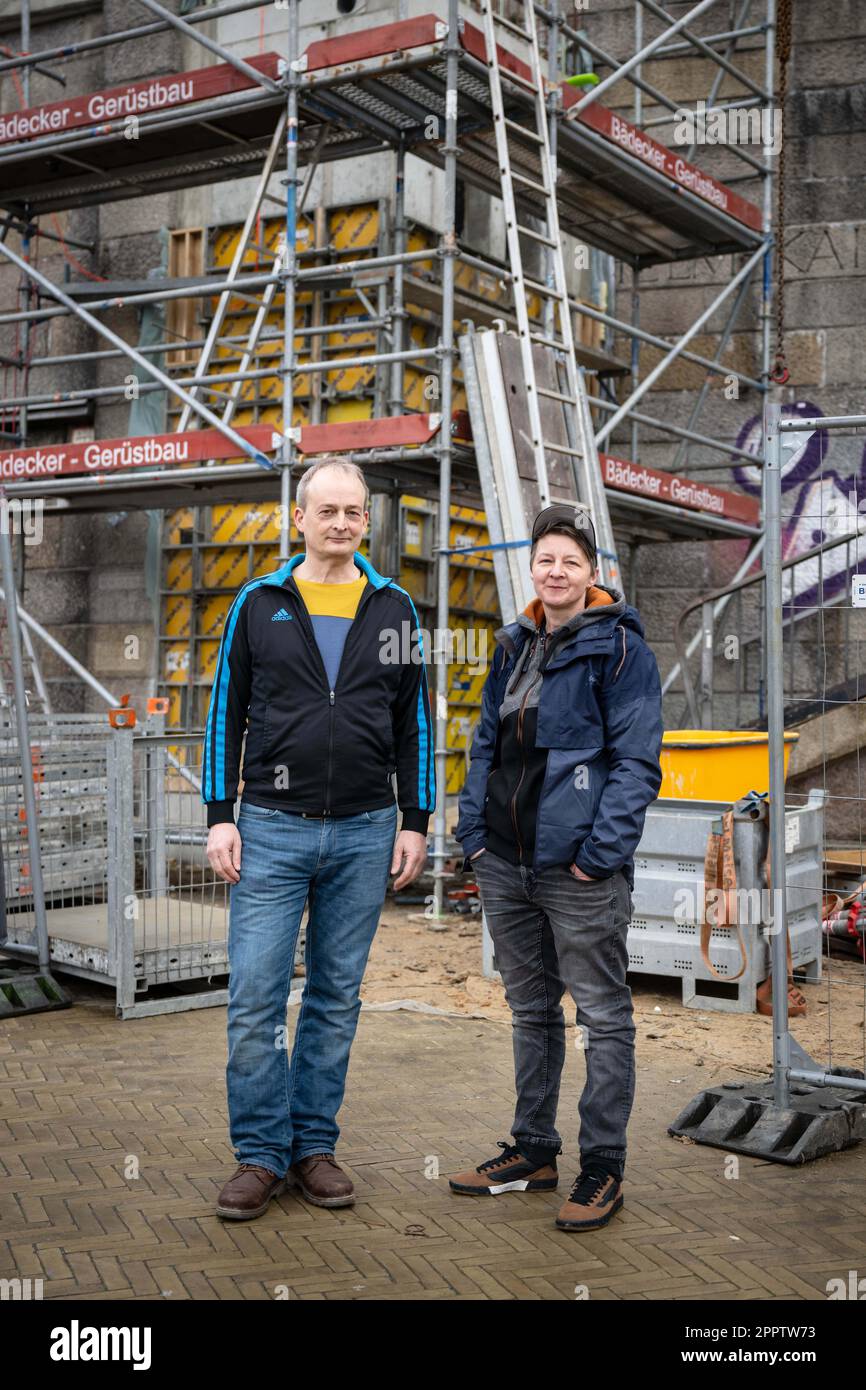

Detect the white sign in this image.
[852,575,866,607]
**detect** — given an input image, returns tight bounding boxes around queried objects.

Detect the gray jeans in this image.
[473,849,635,1179]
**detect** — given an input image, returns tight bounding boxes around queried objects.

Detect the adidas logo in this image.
[271,607,292,622]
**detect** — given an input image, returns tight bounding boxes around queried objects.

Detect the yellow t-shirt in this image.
[293,574,367,689]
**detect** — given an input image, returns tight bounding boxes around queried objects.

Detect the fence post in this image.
[108,728,137,1017]
[763,400,791,1109]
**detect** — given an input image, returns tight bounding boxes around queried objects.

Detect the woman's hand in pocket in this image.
[569,862,597,881]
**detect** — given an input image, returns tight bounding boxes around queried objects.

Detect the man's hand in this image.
[569,862,597,881]
[391,829,427,890]
[207,822,242,884]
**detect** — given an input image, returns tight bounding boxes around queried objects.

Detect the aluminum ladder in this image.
[480,1,620,588]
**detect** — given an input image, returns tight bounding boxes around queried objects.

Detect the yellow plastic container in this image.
[659,730,799,802]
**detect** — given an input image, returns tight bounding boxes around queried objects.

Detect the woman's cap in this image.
[531,502,597,564]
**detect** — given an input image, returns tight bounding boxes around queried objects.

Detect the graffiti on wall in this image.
[731,400,866,608]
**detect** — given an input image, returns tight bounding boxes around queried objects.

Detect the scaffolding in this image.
[0,0,784,930]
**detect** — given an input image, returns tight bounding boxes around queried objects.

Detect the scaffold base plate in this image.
[668,1077,866,1164]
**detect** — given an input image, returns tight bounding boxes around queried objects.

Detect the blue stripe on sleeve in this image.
[391,584,434,811]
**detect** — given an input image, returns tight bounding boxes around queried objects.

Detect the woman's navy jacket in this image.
[456,584,664,889]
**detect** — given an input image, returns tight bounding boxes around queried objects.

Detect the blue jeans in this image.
[472,849,635,1180]
[226,798,398,1176]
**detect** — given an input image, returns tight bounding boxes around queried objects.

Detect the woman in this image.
[450,502,663,1231]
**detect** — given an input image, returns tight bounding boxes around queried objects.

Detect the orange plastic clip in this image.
[108,694,136,728]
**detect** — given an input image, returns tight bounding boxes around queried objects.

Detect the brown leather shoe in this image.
[287,1153,355,1207]
[556,1170,623,1231]
[215,1163,288,1221]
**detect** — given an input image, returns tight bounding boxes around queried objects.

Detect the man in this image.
[450,503,663,1231]
[203,456,435,1220]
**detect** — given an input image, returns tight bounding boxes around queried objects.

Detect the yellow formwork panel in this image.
[257,404,285,430]
[406,225,435,276]
[325,356,376,396]
[448,507,494,570]
[468,568,498,613]
[446,623,495,695]
[256,369,312,403]
[165,688,184,728]
[201,547,251,593]
[325,299,378,351]
[163,641,191,683]
[453,259,499,300]
[198,593,236,641]
[199,638,220,687]
[403,296,436,326]
[447,706,477,754]
[210,504,282,547]
[449,564,472,609]
[164,508,195,546]
[404,367,443,412]
[163,593,190,638]
[165,552,193,593]
[454,661,493,708]
[213,330,284,362]
[251,546,282,576]
[445,752,471,795]
[396,562,430,607]
[211,215,313,269]
[330,203,379,252]
[401,503,431,558]
[402,357,466,416]
[325,397,372,424]
[217,208,316,286]
[214,318,307,362]
[216,331,311,400]
[210,498,262,542]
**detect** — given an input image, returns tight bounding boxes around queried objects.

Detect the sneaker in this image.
[215,1163,288,1221]
[555,1168,623,1231]
[287,1153,355,1207]
[449,1140,559,1195]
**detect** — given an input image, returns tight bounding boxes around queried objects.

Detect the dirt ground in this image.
[350,889,866,1080]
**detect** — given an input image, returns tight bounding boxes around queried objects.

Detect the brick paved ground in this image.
[1,980,865,1301]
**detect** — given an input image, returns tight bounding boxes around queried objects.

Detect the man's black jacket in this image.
[202,550,436,833]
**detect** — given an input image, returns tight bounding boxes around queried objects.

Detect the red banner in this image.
[0,427,278,480]
[305,15,443,72]
[297,414,440,453]
[0,416,442,480]
[599,452,759,525]
[0,54,281,146]
[566,98,763,233]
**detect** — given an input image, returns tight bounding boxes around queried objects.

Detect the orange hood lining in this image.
[522,585,614,627]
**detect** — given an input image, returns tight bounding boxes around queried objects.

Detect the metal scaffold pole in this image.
[429,0,460,925]
[280,0,300,563]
